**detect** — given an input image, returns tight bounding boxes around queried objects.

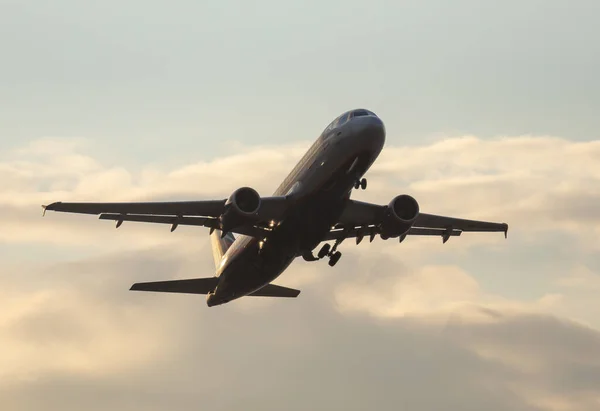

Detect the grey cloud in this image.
[2,246,600,410]
[544,192,600,224]
[444,314,600,399]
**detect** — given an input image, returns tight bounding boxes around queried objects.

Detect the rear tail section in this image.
[129,230,301,304]
[210,229,236,269]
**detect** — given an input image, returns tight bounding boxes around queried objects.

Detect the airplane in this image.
[42,108,508,307]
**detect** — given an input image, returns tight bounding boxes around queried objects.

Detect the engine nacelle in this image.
[219,187,261,233]
[380,194,420,238]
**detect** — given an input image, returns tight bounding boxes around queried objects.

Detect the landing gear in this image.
[302,243,334,262]
[354,178,367,190]
[328,251,342,266]
[317,243,331,259]
[324,238,344,266]
[306,239,344,267]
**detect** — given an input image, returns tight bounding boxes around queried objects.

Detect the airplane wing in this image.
[42,200,226,216]
[329,199,508,243]
[42,196,289,237]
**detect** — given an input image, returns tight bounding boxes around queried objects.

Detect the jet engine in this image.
[379,194,420,238]
[219,187,261,234]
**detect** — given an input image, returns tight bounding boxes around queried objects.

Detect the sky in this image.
[1,0,600,410]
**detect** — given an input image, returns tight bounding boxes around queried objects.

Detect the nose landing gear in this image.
[354,178,367,190]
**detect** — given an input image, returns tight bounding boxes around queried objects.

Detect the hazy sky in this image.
[2,1,600,410]
[2,1,599,160]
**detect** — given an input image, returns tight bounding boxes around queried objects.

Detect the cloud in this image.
[332,250,565,325]
[2,248,600,411]
[370,136,600,240]
[2,135,600,410]
[0,248,189,382]
[556,265,600,291]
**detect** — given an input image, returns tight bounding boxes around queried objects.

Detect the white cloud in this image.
[0,134,598,252]
[370,136,600,239]
[333,259,563,324]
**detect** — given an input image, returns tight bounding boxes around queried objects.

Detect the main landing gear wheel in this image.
[328,251,342,267]
[317,243,331,259]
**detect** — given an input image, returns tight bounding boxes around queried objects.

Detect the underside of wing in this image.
[42,189,291,239]
[333,199,508,243]
[413,213,508,235]
[43,200,227,216]
[337,199,386,226]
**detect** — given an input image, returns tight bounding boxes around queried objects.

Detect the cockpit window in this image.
[324,112,349,132]
[351,109,371,118]
[323,119,337,133]
[322,109,376,135]
[337,112,350,126]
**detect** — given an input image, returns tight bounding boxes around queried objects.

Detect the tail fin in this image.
[210,229,236,269]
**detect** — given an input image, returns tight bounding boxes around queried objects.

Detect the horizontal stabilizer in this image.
[130,277,219,294]
[130,278,300,299]
[248,284,301,298]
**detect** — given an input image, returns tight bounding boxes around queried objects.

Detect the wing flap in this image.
[248,284,301,298]
[130,277,219,294]
[409,227,462,236]
[323,226,463,241]
[99,213,268,237]
[99,213,215,227]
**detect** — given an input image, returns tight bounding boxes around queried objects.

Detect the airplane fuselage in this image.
[207,111,386,306]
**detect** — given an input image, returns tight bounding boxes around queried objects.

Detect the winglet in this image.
[42,202,61,215]
[503,223,509,239]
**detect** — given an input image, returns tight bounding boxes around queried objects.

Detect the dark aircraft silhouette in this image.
[43,109,508,307]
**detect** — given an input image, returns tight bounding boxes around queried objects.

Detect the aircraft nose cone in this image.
[355,115,386,148]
